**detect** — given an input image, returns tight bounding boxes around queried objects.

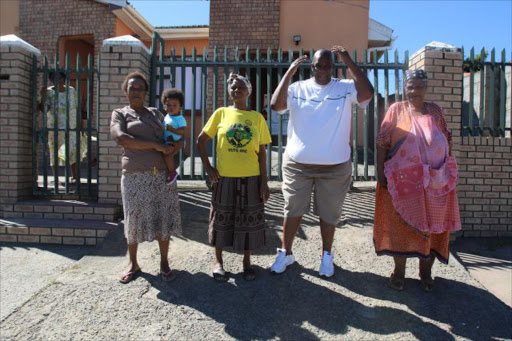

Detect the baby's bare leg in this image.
[164,153,175,173]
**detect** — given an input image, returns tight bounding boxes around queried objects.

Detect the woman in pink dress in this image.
[374,70,461,291]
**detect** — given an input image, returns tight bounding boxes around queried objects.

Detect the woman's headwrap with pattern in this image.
[405,70,428,82]
[227,72,252,95]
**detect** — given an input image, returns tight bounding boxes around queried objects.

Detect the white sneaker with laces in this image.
[319,250,334,277]
[270,248,295,273]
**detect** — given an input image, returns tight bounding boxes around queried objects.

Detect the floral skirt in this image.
[209,176,266,251]
[121,171,182,245]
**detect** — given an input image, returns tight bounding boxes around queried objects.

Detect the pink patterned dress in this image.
[374,101,461,262]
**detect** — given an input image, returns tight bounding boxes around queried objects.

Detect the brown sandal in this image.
[388,273,405,291]
[420,276,435,292]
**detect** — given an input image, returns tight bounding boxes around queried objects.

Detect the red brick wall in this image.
[18,0,116,60]
[206,0,280,113]
[208,0,280,51]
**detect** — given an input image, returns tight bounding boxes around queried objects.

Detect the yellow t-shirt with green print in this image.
[202,107,272,177]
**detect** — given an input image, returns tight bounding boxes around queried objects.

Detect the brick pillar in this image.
[98,36,151,205]
[0,35,41,218]
[409,43,463,138]
[409,43,512,237]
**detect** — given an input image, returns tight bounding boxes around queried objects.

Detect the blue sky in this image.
[129,0,511,60]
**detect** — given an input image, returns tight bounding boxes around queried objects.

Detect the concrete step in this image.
[2,199,122,221]
[0,218,120,246]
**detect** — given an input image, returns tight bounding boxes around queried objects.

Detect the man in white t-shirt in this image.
[270,46,374,277]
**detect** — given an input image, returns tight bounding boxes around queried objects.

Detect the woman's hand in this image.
[168,140,183,154]
[156,144,174,155]
[260,177,270,202]
[205,164,220,183]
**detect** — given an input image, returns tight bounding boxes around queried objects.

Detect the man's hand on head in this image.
[331,46,351,64]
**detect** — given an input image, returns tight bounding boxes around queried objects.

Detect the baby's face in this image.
[164,98,182,116]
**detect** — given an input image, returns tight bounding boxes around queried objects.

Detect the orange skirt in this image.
[373,183,450,263]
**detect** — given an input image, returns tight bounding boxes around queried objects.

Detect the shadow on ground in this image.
[178,188,375,249]
[142,262,511,340]
[146,268,452,340]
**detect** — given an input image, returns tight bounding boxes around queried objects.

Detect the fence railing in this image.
[31,53,100,198]
[150,32,408,181]
[462,47,511,137]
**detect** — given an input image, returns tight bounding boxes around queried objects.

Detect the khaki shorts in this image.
[282,152,352,226]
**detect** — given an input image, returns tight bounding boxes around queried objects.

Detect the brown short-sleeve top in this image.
[110,106,167,174]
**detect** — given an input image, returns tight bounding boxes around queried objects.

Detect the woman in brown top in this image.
[110,72,182,284]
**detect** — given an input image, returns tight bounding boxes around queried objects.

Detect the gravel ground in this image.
[1,189,511,340]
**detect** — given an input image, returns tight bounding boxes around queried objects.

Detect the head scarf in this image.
[227,72,252,95]
[405,70,428,82]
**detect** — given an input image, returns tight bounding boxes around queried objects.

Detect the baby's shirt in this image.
[163,114,187,142]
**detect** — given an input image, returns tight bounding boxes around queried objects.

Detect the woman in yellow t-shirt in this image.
[197,73,272,281]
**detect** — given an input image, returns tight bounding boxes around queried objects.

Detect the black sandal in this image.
[212,267,229,282]
[243,267,256,281]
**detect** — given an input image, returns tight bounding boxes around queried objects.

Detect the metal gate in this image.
[462,47,511,137]
[149,32,408,181]
[31,53,100,198]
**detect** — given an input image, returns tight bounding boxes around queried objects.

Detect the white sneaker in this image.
[319,250,334,277]
[270,248,295,273]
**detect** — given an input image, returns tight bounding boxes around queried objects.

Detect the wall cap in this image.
[102,35,150,53]
[411,41,462,60]
[0,35,41,56]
